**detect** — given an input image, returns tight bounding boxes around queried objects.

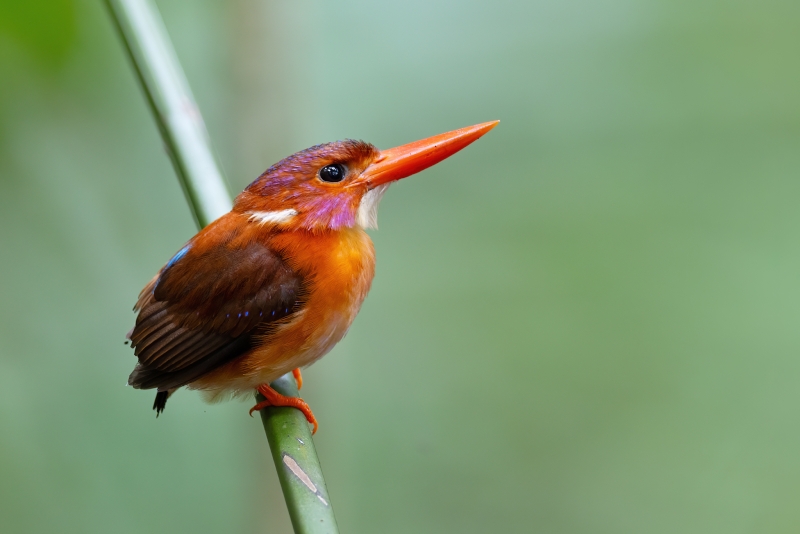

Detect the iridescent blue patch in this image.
[154,244,192,293]
[166,244,191,270]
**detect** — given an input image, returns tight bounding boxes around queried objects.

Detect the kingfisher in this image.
[127,121,498,433]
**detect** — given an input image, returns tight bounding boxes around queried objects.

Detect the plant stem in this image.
[105,1,338,531]
[105,0,231,227]
[259,375,338,533]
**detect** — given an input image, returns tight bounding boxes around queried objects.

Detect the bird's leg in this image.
[249,383,318,434]
[292,368,303,389]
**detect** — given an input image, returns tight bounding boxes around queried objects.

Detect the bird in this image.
[126,120,498,433]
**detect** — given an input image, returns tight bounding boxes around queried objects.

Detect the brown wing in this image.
[127,238,304,392]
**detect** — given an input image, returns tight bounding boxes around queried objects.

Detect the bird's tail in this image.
[152,389,176,416]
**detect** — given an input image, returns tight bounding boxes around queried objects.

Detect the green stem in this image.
[259,375,338,533]
[105,1,338,531]
[105,0,231,227]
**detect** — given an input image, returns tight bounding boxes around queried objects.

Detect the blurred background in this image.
[1,0,799,532]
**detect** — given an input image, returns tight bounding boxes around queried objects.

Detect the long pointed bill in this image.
[358,120,499,188]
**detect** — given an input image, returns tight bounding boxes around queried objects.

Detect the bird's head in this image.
[233,121,498,231]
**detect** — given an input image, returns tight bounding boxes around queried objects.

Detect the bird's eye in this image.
[319,164,346,183]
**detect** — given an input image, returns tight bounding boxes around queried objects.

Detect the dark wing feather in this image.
[127,239,303,392]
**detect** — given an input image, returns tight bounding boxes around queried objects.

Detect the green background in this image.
[2,0,799,532]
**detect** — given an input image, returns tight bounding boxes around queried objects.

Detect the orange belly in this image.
[191,226,375,398]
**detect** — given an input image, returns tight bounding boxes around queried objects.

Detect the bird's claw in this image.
[250,383,318,434]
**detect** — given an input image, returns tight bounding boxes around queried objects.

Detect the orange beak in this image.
[357,120,499,189]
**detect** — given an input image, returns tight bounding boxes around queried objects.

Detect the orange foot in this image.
[249,383,318,434]
[292,368,303,389]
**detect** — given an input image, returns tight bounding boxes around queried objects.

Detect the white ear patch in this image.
[247,209,298,225]
[357,184,390,229]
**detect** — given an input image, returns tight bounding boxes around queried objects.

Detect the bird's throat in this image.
[357,184,390,229]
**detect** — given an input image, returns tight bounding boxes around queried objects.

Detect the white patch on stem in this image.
[356,184,390,229]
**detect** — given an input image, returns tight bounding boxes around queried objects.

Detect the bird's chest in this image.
[250,228,376,374]
[281,226,375,311]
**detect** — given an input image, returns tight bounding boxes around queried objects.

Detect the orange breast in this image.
[191,225,376,396]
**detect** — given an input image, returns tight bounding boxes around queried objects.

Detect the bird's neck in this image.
[269,226,376,289]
